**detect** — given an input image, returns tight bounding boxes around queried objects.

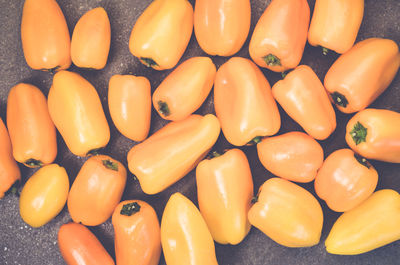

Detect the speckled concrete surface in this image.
[0,0,399,264]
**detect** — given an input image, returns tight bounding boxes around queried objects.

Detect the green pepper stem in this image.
[354,154,371,169]
[350,122,368,145]
[331,92,349,108]
[246,136,263,146]
[158,101,170,116]
[102,159,119,171]
[24,159,43,167]
[87,148,102,156]
[263,54,281,66]
[322,47,329,56]
[120,202,141,216]
[251,196,258,204]
[140,57,158,68]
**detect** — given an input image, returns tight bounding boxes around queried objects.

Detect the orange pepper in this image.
[67,155,127,226]
[272,65,336,140]
[248,178,323,248]
[161,193,218,265]
[257,131,323,183]
[0,118,20,199]
[324,38,400,113]
[71,7,111,69]
[112,200,161,265]
[58,222,115,265]
[129,0,193,70]
[315,148,378,212]
[108,75,151,142]
[308,0,364,54]
[194,0,251,56]
[249,0,310,72]
[48,70,110,156]
[214,57,281,146]
[196,149,253,245]
[7,83,57,167]
[346,108,400,163]
[127,114,220,194]
[152,57,216,121]
[21,0,71,71]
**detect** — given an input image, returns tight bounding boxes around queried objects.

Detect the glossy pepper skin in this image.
[71,7,111,69]
[0,118,20,199]
[326,189,400,255]
[58,222,115,265]
[19,164,69,228]
[161,193,218,265]
[257,132,323,183]
[21,0,71,71]
[48,70,110,156]
[196,149,253,245]
[127,114,220,195]
[248,178,323,248]
[345,109,400,163]
[315,148,378,212]
[112,200,161,265]
[308,0,364,54]
[324,38,400,113]
[129,0,193,70]
[214,57,281,146]
[68,155,126,226]
[272,65,336,140]
[194,0,251,56]
[249,0,310,72]
[153,57,216,121]
[7,83,57,167]
[108,75,151,142]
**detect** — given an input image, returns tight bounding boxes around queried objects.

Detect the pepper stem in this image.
[350,122,368,145]
[263,54,281,66]
[102,159,119,171]
[322,47,329,56]
[140,57,158,68]
[24,159,43,168]
[120,202,141,216]
[354,154,371,169]
[158,101,170,116]
[246,136,263,146]
[251,196,258,204]
[87,148,103,156]
[331,92,349,108]
[42,66,60,74]
[281,71,288,78]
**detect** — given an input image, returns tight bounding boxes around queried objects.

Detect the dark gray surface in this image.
[1,0,399,264]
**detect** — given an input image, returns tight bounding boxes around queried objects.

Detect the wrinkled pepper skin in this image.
[129,0,193,70]
[196,149,253,245]
[161,193,219,265]
[127,114,220,195]
[112,200,161,265]
[248,178,323,248]
[19,164,69,228]
[0,118,20,199]
[194,0,251,56]
[272,65,336,140]
[49,71,110,157]
[249,0,310,72]
[214,57,281,146]
[153,57,216,121]
[326,189,400,255]
[71,7,111,69]
[21,0,71,71]
[58,222,115,265]
[67,155,127,226]
[315,149,378,212]
[7,83,57,167]
[324,38,400,113]
[257,131,323,183]
[345,109,400,163]
[308,0,364,54]
[108,75,151,142]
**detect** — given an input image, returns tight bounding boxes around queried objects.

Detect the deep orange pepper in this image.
[324,38,400,113]
[315,148,378,212]
[152,57,216,121]
[108,75,151,142]
[194,0,251,56]
[58,222,115,265]
[249,0,310,72]
[67,155,127,226]
[308,0,364,54]
[272,65,336,140]
[0,118,20,199]
[7,83,57,167]
[196,149,253,245]
[214,57,281,146]
[21,0,71,71]
[129,0,193,70]
[112,200,161,265]
[127,114,220,195]
[257,131,323,183]
[345,108,400,163]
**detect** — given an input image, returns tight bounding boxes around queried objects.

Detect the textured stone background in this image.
[0,0,399,264]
